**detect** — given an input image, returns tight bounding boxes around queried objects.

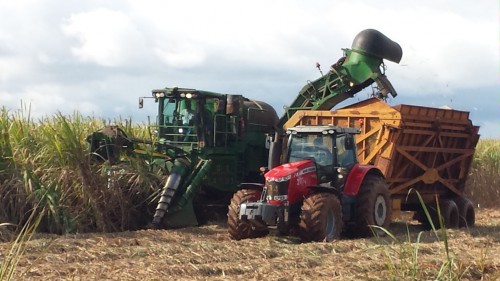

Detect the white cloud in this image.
[0,57,35,83]
[61,8,146,67]
[154,45,206,69]
[0,0,498,138]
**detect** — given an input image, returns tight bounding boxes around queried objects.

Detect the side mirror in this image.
[139,98,144,109]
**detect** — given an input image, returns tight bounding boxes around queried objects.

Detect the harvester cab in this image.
[229,125,391,242]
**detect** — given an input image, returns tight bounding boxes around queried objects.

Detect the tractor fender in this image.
[343,163,384,196]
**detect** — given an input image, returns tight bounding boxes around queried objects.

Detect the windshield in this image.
[288,134,333,166]
[156,98,198,148]
[162,99,177,125]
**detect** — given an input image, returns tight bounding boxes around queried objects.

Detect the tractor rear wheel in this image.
[228,189,269,240]
[352,175,391,236]
[298,193,342,242]
[453,197,475,228]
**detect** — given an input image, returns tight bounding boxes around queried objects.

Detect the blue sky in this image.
[1,0,498,138]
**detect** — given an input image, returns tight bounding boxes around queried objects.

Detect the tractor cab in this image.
[285,125,359,186]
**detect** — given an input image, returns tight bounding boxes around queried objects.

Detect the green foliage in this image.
[376,190,476,280]
[466,138,500,208]
[0,204,48,281]
[0,107,159,234]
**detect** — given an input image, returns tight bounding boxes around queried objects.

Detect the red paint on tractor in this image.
[343,163,378,196]
[265,160,317,205]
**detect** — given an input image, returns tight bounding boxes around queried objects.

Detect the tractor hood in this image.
[265,160,316,181]
[264,159,318,205]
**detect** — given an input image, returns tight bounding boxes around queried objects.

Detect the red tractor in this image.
[228,125,391,242]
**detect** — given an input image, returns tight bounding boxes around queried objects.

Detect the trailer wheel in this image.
[417,199,460,229]
[227,189,268,240]
[453,197,475,228]
[439,199,460,228]
[416,205,438,230]
[298,193,342,242]
[352,175,391,236]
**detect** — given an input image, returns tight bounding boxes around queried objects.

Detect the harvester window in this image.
[180,100,196,126]
[163,99,176,124]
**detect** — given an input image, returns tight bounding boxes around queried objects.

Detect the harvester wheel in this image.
[298,193,342,242]
[439,199,460,228]
[228,189,268,240]
[352,175,391,236]
[453,197,475,228]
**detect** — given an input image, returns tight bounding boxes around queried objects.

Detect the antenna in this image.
[316,62,324,76]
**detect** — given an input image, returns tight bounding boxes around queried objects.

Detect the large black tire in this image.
[298,193,343,242]
[352,175,391,236]
[439,199,460,228]
[415,205,439,230]
[453,196,475,228]
[227,189,269,240]
[417,199,461,230]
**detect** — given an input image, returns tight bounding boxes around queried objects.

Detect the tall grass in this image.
[0,107,159,234]
[377,191,481,280]
[0,204,47,280]
[466,139,500,208]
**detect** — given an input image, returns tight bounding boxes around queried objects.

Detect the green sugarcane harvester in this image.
[87,29,402,228]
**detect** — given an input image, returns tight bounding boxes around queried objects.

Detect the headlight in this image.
[265,178,290,202]
[274,175,291,182]
[155,92,165,98]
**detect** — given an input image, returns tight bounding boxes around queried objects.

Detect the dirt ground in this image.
[1,209,500,281]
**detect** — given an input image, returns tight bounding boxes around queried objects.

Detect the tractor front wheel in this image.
[298,193,342,242]
[227,189,268,240]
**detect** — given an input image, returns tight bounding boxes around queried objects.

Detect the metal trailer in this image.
[284,98,480,227]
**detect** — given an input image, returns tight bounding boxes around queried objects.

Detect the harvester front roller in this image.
[228,189,269,240]
[298,193,343,242]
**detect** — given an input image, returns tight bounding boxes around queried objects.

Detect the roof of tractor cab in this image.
[286,125,361,135]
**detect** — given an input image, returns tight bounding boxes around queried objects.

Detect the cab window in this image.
[336,134,356,167]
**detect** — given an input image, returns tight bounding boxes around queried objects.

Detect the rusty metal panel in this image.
[285,98,479,200]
